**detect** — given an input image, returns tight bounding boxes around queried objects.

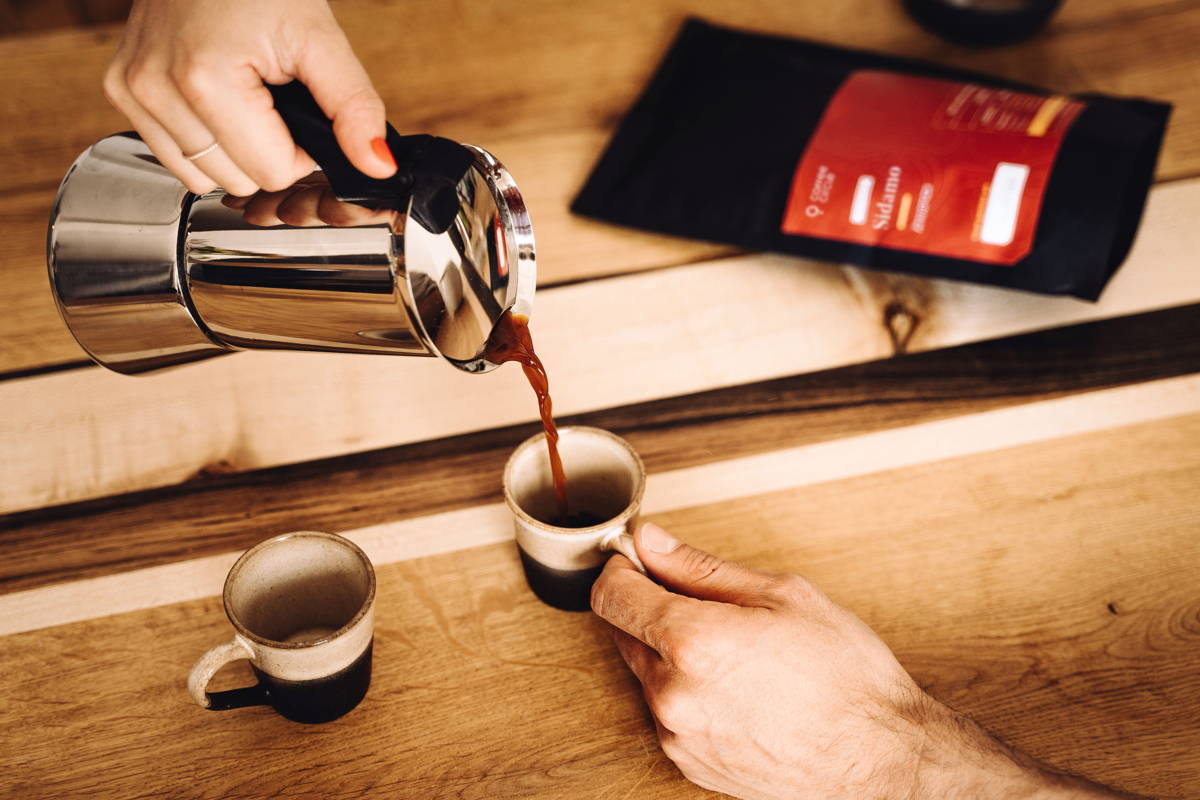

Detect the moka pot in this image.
[47,81,535,375]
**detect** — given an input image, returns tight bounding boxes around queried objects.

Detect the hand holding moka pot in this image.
[47,82,535,375]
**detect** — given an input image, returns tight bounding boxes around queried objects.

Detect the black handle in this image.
[267,81,475,232]
[206,683,270,711]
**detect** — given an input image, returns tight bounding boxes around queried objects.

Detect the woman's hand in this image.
[103,0,396,197]
[590,523,1138,800]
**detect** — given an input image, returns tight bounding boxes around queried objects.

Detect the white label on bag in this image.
[980,162,1029,246]
[849,175,874,225]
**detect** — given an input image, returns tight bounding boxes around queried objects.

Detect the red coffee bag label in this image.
[781,70,1084,265]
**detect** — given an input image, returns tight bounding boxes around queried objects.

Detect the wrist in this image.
[904,697,1135,800]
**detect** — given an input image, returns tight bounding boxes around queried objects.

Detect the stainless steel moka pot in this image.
[47,82,535,375]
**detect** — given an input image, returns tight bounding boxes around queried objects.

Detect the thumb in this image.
[295,30,395,179]
[634,522,772,605]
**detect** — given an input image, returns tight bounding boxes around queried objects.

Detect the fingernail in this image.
[370,137,397,172]
[640,522,679,554]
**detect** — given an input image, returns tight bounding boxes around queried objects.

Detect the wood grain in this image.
[2,410,1197,799]
[1,5,1197,798]
[6,0,1198,193]
[6,373,1198,637]
[3,302,1198,595]
[4,176,1198,515]
[4,0,1200,374]
[653,413,1200,799]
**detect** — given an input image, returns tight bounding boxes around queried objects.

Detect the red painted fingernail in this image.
[370,137,397,172]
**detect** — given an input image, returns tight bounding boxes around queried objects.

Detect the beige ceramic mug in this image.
[503,426,646,611]
[187,531,375,724]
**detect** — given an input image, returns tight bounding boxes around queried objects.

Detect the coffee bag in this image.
[572,20,1171,300]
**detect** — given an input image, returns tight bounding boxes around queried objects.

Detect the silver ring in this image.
[183,142,220,161]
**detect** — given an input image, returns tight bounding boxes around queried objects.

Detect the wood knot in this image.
[883,301,921,355]
[188,459,239,481]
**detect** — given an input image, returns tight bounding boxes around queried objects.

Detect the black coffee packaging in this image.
[572,20,1171,300]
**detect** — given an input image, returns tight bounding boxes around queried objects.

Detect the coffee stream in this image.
[485,310,571,523]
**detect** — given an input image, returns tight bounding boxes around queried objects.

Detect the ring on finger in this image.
[183,141,221,161]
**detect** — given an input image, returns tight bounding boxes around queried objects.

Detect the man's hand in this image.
[590,522,1140,800]
[104,0,395,197]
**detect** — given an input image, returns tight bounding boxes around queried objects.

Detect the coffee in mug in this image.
[503,426,646,611]
[187,531,375,724]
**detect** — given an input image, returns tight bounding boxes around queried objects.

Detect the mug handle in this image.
[599,532,646,574]
[187,637,268,711]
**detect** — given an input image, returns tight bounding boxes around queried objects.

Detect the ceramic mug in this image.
[187,531,375,724]
[503,426,646,611]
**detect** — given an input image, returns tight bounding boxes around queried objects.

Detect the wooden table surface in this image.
[2,1,1199,798]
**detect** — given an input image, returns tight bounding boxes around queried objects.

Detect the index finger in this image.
[590,554,692,655]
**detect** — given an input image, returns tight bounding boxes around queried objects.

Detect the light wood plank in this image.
[4,372,1198,635]
[2,407,1197,799]
[2,179,1199,515]
[2,0,1200,374]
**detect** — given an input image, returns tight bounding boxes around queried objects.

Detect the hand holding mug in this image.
[504,426,647,611]
[591,524,1138,800]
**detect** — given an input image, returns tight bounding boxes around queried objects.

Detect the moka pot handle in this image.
[267,81,473,233]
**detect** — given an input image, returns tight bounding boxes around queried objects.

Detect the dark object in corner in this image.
[902,0,1064,47]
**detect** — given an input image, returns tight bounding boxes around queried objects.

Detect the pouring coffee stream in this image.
[485,310,571,523]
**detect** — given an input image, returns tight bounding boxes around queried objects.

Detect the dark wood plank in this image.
[0,3,18,37]
[0,0,90,36]
[77,0,131,26]
[3,302,1196,594]
[2,410,1198,799]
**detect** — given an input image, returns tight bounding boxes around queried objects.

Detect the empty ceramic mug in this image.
[187,531,375,724]
[503,426,646,611]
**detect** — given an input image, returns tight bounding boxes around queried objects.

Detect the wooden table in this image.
[2,1,1199,797]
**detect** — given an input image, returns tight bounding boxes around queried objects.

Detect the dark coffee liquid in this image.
[554,511,607,529]
[486,310,569,519]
